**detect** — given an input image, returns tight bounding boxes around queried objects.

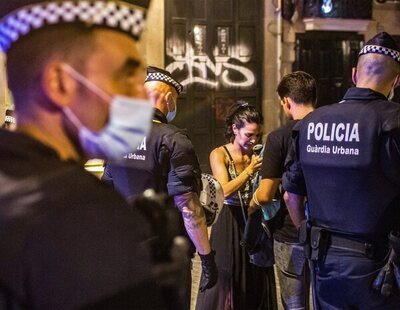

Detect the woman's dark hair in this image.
[225,100,263,142]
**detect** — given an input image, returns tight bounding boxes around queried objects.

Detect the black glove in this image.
[199,250,218,292]
[372,231,400,297]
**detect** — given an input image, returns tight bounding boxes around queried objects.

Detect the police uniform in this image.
[103,75,203,310]
[103,108,201,202]
[0,130,165,309]
[0,1,168,308]
[283,33,400,309]
[103,66,201,203]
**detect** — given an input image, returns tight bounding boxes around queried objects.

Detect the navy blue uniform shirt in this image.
[0,130,163,309]
[283,87,400,240]
[103,108,202,202]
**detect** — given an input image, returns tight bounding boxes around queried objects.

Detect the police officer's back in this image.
[103,67,218,301]
[283,32,400,309]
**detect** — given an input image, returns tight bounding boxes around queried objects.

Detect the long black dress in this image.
[196,147,277,310]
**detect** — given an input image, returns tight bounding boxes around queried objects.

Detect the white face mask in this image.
[166,100,177,122]
[62,65,153,160]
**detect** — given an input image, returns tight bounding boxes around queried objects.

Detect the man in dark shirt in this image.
[250,71,316,309]
[103,66,217,299]
[0,1,167,308]
[283,32,400,308]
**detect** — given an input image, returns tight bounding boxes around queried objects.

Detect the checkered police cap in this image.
[145,66,183,95]
[0,0,150,53]
[359,32,400,64]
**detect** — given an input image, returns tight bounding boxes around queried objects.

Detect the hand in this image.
[372,231,400,296]
[372,249,400,296]
[199,250,218,292]
[246,155,262,176]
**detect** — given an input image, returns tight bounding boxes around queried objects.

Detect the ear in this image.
[165,91,177,110]
[351,67,358,85]
[283,97,292,110]
[41,62,77,109]
[394,74,400,88]
[232,123,238,134]
[165,91,173,103]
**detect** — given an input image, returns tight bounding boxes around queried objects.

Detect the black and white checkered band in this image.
[5,115,16,124]
[359,45,400,64]
[145,72,184,95]
[0,1,146,53]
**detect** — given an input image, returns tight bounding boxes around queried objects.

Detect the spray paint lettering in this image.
[166,44,255,89]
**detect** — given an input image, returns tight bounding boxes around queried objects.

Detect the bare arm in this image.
[174,192,211,255]
[283,191,306,229]
[210,147,261,198]
[248,178,280,215]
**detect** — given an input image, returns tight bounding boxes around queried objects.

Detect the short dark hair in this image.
[277,71,317,107]
[6,24,96,112]
[225,101,263,142]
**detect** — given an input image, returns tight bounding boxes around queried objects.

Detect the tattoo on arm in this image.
[181,205,205,230]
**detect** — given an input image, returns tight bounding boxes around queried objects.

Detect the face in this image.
[233,121,261,151]
[67,29,147,132]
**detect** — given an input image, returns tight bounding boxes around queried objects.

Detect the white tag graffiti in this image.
[166,44,255,89]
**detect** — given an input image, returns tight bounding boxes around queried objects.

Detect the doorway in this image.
[294,31,363,107]
[165,0,263,173]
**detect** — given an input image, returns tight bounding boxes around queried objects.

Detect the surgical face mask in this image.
[166,100,177,122]
[62,65,153,160]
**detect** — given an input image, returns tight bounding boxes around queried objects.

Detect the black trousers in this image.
[315,247,400,310]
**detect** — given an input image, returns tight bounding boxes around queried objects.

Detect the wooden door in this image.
[165,0,263,173]
[294,31,363,107]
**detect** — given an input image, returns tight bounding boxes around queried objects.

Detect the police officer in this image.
[103,66,218,299]
[0,0,169,308]
[282,32,400,309]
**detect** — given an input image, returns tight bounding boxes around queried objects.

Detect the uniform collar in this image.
[342,87,388,102]
[0,129,60,160]
[153,108,168,124]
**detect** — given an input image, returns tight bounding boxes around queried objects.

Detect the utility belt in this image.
[299,221,388,264]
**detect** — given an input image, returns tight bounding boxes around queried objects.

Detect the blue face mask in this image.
[62,65,153,160]
[166,101,177,122]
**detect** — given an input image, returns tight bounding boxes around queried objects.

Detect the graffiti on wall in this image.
[166,43,256,89]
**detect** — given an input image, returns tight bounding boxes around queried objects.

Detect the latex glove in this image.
[372,249,400,296]
[199,250,218,292]
[372,232,400,297]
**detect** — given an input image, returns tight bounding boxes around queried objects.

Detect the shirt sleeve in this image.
[101,163,114,188]
[260,130,285,179]
[381,126,400,186]
[282,126,307,196]
[166,130,202,197]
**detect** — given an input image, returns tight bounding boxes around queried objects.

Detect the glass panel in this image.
[193,25,207,56]
[171,0,187,17]
[217,27,230,56]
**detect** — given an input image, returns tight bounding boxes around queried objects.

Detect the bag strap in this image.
[223,145,234,162]
[222,145,247,224]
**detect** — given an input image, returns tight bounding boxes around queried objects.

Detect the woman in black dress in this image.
[196,102,277,310]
